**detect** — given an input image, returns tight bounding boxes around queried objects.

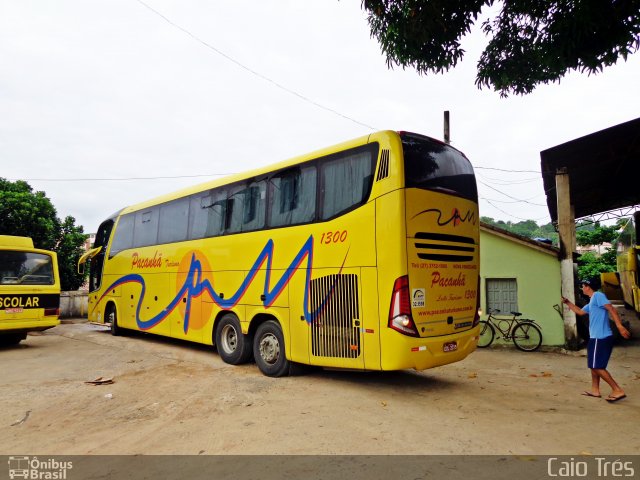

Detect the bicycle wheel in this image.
[512,322,542,351]
[477,321,495,348]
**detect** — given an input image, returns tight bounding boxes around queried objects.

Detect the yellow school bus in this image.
[0,235,60,345]
[80,131,480,376]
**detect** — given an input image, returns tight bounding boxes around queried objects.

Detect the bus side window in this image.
[189,190,227,239]
[110,214,135,256]
[269,166,316,227]
[321,150,374,220]
[133,208,159,248]
[207,199,228,237]
[158,198,189,244]
[227,181,266,234]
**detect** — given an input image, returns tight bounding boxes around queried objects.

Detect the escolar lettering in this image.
[1,296,40,308]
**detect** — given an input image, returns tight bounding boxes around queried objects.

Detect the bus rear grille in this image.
[310,273,360,358]
[376,149,390,181]
[414,232,476,262]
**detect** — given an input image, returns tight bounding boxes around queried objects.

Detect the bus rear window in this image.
[0,251,55,285]
[401,133,477,202]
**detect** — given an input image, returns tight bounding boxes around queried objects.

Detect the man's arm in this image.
[604,303,631,339]
[561,297,587,316]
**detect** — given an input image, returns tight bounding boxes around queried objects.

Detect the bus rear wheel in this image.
[253,320,290,377]
[215,313,253,365]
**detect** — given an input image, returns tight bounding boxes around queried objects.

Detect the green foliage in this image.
[0,179,59,250]
[575,221,619,246]
[55,216,88,291]
[362,0,640,96]
[0,178,87,290]
[481,216,558,245]
[576,220,619,280]
[481,215,624,279]
[577,248,617,280]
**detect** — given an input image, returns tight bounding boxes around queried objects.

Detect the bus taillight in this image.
[388,276,419,337]
[44,308,59,317]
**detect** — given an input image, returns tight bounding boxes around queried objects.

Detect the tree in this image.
[0,178,87,290]
[577,249,617,280]
[361,0,640,96]
[55,216,89,291]
[0,179,59,250]
[574,219,621,280]
[575,221,619,246]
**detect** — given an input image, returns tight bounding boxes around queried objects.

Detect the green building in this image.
[480,223,565,346]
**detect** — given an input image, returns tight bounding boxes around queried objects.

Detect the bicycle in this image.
[477,309,543,351]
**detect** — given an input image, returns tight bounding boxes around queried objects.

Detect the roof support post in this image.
[556,168,579,349]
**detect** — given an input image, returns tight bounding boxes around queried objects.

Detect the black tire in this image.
[477,321,494,348]
[107,305,122,336]
[512,322,542,352]
[215,313,253,365]
[253,320,290,377]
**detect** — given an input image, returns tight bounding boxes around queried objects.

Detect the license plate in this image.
[443,341,458,352]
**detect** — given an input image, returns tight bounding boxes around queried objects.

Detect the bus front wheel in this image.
[215,313,253,365]
[253,320,290,377]
[107,305,121,336]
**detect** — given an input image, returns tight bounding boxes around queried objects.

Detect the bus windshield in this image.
[0,251,55,285]
[401,133,478,202]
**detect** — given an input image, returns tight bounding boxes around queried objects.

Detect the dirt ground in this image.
[1,315,639,456]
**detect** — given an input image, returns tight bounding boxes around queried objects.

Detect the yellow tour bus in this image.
[80,131,480,376]
[0,235,61,345]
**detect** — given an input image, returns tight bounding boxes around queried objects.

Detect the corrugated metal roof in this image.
[540,117,640,222]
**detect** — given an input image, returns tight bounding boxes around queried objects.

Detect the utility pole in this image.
[444,111,450,144]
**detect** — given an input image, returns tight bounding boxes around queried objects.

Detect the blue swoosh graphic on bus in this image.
[96,235,347,333]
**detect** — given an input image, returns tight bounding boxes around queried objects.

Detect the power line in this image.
[12,169,548,186]
[482,198,550,222]
[475,166,541,174]
[477,180,547,207]
[134,0,376,131]
[477,172,541,185]
[481,196,541,205]
[8,173,232,182]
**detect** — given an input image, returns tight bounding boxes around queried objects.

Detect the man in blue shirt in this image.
[562,278,630,402]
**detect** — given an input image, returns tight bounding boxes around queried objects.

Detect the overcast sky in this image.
[2,0,639,234]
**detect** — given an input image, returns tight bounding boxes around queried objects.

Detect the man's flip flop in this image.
[605,395,627,403]
[581,391,601,398]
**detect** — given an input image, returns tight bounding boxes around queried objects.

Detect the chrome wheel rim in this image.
[220,324,238,353]
[259,333,280,365]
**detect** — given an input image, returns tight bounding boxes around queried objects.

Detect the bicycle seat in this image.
[511,311,522,316]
